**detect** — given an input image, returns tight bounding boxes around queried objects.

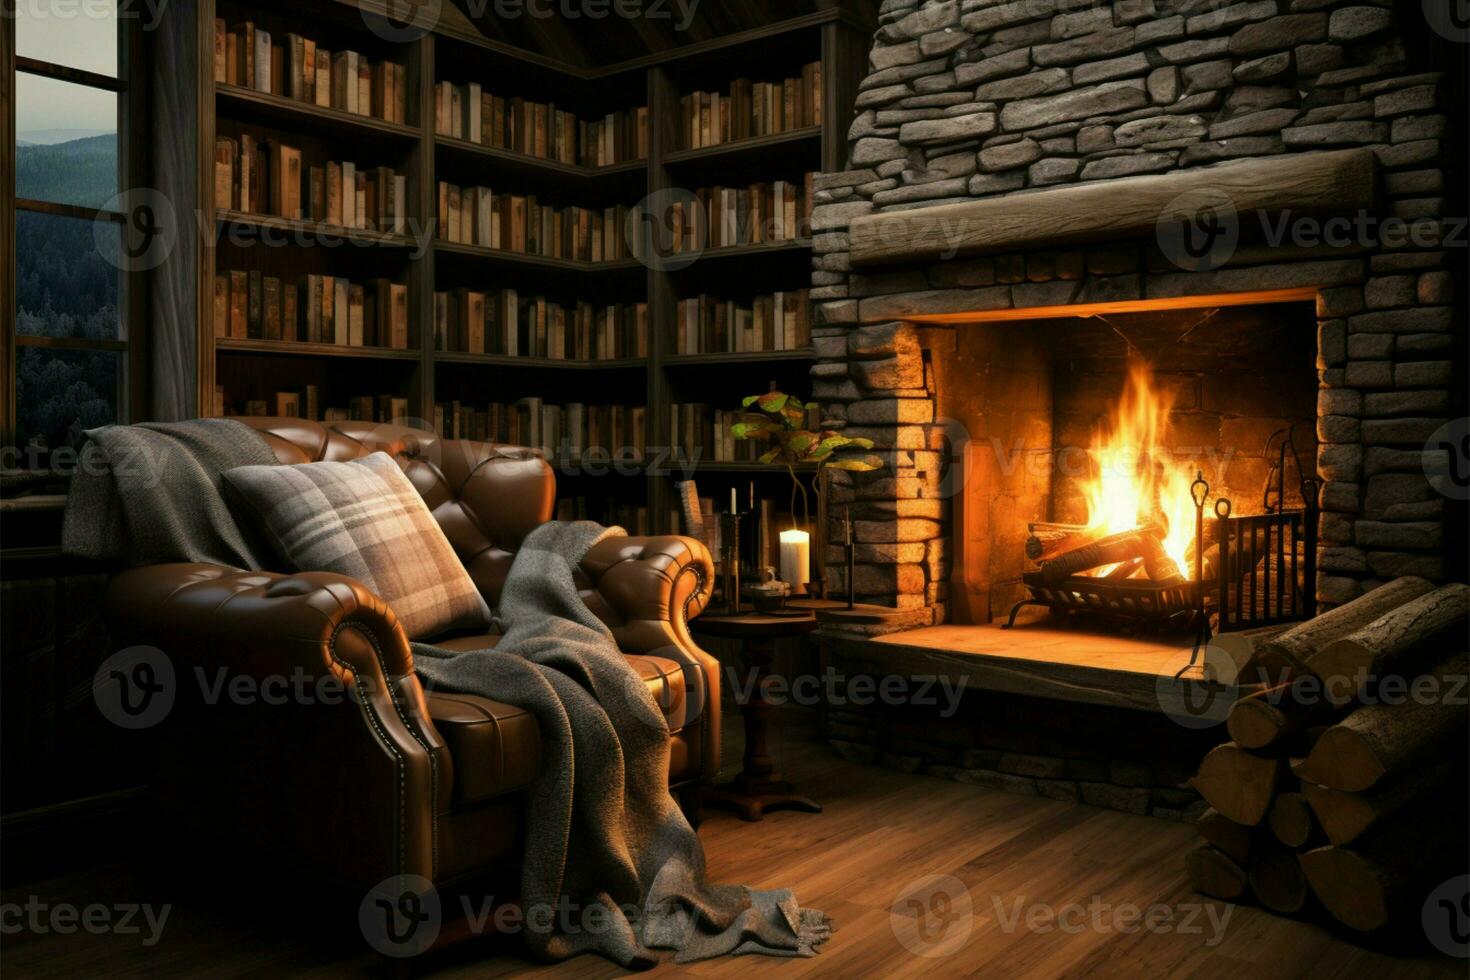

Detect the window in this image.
[4,1,142,466]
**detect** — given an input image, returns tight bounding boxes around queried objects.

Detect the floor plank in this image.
[0,709,1457,978]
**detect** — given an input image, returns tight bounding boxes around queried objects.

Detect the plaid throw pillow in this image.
[223,452,491,641]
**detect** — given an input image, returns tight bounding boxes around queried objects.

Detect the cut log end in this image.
[1268,792,1316,849]
[1192,743,1289,826]
[1250,846,1310,914]
[1186,844,1249,901]
[1196,807,1254,865]
[1298,846,1390,932]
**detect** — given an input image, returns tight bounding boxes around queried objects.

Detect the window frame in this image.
[2,2,148,457]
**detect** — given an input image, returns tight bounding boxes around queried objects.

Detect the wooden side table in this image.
[692,607,824,822]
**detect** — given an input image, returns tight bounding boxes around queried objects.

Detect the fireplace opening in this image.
[928,300,1320,632]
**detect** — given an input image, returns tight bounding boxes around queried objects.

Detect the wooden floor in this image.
[0,710,1456,979]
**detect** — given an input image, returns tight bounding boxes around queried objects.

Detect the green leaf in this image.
[785,432,817,455]
[758,445,784,465]
[741,394,762,409]
[756,391,789,413]
[827,454,885,472]
[731,421,778,440]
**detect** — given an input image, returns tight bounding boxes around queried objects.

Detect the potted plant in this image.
[731,390,883,596]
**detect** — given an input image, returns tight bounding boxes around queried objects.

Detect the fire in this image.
[1079,363,1198,579]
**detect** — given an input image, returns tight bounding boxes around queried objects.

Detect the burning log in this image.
[1024,522,1095,561]
[1035,525,1178,583]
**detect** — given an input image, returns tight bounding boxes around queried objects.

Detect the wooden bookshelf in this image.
[169,0,873,532]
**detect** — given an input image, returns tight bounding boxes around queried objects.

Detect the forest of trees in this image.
[15,135,120,456]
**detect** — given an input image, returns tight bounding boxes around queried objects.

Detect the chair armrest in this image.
[578,535,721,779]
[577,535,714,653]
[102,563,452,863]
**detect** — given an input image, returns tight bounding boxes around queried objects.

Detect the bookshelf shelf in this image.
[684,239,813,264]
[183,4,874,534]
[663,348,816,367]
[663,126,823,165]
[433,239,645,274]
[216,338,421,361]
[433,136,646,185]
[433,352,647,371]
[215,210,420,248]
[216,84,421,141]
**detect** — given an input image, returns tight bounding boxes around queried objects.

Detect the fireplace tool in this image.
[1175,472,1215,678]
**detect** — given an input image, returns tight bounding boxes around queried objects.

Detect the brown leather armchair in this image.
[100,419,719,892]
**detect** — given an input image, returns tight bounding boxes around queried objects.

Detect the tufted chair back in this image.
[236,418,554,610]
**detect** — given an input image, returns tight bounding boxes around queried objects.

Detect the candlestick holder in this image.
[718,512,744,614]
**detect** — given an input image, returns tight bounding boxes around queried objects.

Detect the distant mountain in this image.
[17,139,36,148]
[16,134,117,210]
[16,127,114,145]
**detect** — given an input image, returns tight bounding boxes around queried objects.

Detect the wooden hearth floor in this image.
[822,620,1212,715]
[1,712,1455,979]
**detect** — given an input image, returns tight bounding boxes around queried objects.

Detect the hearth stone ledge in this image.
[810,0,1460,623]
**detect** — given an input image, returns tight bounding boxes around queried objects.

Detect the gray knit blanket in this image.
[61,419,280,568]
[414,520,831,966]
[62,420,831,966]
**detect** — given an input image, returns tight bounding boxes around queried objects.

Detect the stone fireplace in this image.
[810,0,1465,626]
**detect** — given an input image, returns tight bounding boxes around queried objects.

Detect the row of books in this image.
[433,290,648,359]
[434,82,648,167]
[555,499,653,537]
[670,399,822,463]
[434,399,647,460]
[435,183,634,262]
[667,178,816,252]
[220,386,410,425]
[214,134,408,232]
[680,62,822,150]
[674,290,812,355]
[213,269,410,349]
[214,18,408,123]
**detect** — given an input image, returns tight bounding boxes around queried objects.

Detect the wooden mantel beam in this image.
[848,149,1378,269]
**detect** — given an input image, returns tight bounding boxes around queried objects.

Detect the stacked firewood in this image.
[1185,576,1469,932]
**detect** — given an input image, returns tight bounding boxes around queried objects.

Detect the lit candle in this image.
[780,529,811,595]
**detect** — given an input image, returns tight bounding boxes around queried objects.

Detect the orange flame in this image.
[1079,363,1197,579]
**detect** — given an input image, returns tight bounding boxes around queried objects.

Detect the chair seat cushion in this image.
[425,649,693,804]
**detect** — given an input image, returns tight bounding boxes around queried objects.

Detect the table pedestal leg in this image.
[706,637,822,822]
